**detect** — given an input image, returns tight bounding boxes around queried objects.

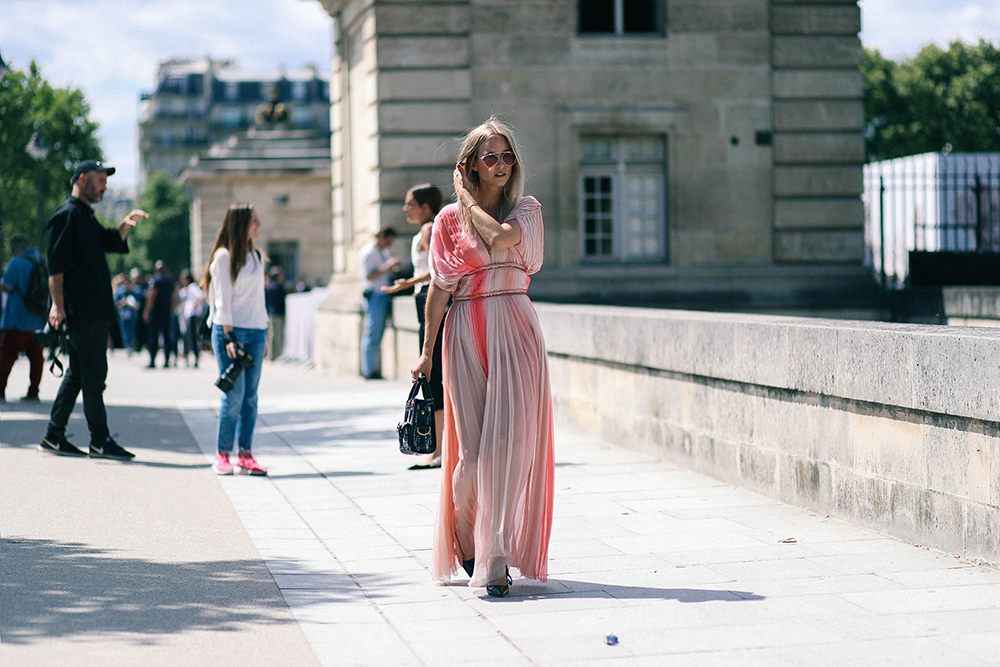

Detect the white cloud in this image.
[0,0,332,190]
[861,0,1000,58]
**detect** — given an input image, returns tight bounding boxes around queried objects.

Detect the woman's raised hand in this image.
[453,163,471,200]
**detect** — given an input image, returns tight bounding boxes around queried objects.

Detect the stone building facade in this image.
[312,0,872,374]
[180,126,333,286]
[138,57,330,190]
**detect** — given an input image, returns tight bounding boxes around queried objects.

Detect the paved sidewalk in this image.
[4,352,1000,665]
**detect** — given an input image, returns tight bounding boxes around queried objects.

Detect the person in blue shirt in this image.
[0,236,47,403]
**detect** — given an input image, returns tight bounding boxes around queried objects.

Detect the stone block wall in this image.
[315,0,870,310]
[536,303,1000,564]
[770,0,865,263]
[186,173,333,284]
[328,0,472,282]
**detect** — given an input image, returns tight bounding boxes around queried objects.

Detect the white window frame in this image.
[579,136,668,263]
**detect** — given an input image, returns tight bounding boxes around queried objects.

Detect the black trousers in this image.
[47,318,111,444]
[147,313,172,365]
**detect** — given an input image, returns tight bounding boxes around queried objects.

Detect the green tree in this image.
[0,60,104,264]
[864,40,1000,161]
[111,171,191,277]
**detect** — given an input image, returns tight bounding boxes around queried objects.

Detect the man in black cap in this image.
[38,160,149,460]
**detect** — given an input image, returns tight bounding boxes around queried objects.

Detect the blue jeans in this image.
[361,290,390,376]
[212,325,267,454]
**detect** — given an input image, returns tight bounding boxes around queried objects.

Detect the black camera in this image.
[216,339,256,393]
[33,324,69,376]
[34,323,67,351]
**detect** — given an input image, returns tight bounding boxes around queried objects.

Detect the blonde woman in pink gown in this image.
[412,118,555,597]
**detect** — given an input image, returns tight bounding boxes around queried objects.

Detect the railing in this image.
[864,153,1000,287]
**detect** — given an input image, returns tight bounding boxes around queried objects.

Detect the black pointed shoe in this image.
[462,559,475,577]
[486,567,511,598]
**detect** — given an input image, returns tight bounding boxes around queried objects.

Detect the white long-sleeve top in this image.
[208,248,269,329]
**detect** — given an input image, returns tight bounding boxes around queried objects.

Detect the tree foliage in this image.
[864,40,1000,161]
[0,60,104,264]
[113,171,191,277]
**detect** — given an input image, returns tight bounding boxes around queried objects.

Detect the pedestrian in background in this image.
[359,227,399,379]
[265,266,286,361]
[143,260,176,369]
[129,268,148,356]
[178,269,204,368]
[0,236,47,403]
[39,159,147,460]
[383,184,446,469]
[113,273,138,352]
[202,203,269,476]
[412,118,555,597]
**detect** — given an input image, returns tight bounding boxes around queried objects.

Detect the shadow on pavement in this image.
[268,471,384,480]
[0,537,298,644]
[0,538,400,643]
[1,404,212,470]
[494,579,766,603]
[261,407,396,426]
[256,408,399,450]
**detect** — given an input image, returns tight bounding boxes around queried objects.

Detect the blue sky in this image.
[1,0,998,191]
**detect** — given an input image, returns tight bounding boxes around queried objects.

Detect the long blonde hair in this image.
[200,203,262,290]
[456,116,524,237]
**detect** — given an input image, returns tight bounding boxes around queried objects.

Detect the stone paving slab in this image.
[5,353,1000,665]
[0,357,320,667]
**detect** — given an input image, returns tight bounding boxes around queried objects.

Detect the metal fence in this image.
[864,153,1000,288]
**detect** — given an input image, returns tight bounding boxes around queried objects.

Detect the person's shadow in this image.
[478,578,765,603]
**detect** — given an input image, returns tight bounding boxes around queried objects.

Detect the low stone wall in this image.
[313,287,421,379]
[944,286,1000,327]
[535,303,1000,565]
[314,295,1000,564]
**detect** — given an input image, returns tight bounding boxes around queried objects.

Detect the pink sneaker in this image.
[213,452,234,475]
[236,451,267,476]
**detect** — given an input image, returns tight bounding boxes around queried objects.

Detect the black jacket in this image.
[47,196,129,321]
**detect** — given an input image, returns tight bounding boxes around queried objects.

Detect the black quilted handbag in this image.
[397,376,436,455]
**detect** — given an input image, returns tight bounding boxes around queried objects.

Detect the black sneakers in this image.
[39,434,135,461]
[38,434,87,457]
[89,436,135,461]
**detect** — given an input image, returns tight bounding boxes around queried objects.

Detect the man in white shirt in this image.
[360,228,399,379]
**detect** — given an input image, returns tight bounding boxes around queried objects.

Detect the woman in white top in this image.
[383,184,445,469]
[201,203,269,476]
[177,269,205,368]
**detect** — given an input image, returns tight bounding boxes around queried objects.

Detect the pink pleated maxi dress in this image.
[428,196,555,587]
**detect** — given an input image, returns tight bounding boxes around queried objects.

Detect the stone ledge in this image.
[536,303,1000,564]
[943,286,1000,320]
[534,303,1000,424]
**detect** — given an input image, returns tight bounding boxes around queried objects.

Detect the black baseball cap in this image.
[72,160,115,184]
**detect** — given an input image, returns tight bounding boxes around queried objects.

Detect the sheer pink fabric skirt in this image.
[430,293,555,587]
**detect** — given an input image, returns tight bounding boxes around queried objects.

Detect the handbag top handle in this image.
[408,375,434,403]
